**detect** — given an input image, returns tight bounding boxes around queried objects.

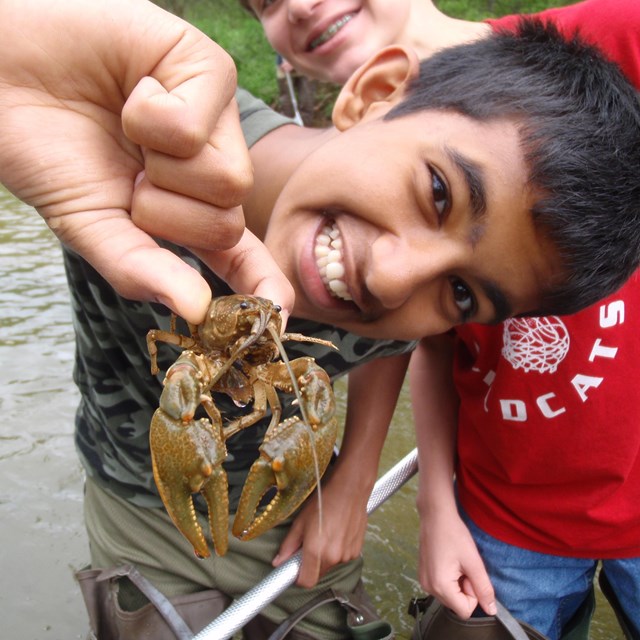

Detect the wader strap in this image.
[268,586,393,640]
[495,601,532,640]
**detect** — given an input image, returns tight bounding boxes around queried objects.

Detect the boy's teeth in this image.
[315,222,352,301]
[309,13,355,50]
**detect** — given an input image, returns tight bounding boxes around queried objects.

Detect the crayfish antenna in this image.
[282,333,338,350]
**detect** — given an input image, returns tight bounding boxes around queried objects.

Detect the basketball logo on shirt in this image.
[501,317,570,374]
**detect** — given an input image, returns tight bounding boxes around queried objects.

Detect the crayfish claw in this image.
[232,364,338,541]
[154,468,211,559]
[150,410,229,558]
[232,455,279,540]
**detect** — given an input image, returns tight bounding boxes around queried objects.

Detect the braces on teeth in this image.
[310,14,354,50]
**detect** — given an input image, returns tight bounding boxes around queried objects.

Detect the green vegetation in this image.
[188,0,280,104]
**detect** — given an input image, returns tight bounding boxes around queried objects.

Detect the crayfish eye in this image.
[274,305,282,313]
[239,301,249,310]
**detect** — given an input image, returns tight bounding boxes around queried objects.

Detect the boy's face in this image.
[264,108,558,340]
[248,0,413,83]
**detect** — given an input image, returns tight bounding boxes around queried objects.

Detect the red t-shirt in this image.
[455,0,640,558]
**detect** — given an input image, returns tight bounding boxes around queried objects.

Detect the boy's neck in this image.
[244,125,337,240]
[404,1,492,59]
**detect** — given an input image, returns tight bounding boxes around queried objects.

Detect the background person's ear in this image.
[332,46,420,130]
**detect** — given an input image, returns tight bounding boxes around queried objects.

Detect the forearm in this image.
[334,352,411,492]
[411,335,496,616]
[411,335,459,517]
[245,122,333,237]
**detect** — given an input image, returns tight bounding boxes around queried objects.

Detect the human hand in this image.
[418,508,496,618]
[0,0,294,325]
[273,473,369,587]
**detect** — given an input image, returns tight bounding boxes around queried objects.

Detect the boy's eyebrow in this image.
[445,148,513,322]
[446,148,487,221]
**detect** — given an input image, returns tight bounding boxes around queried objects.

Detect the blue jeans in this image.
[460,507,640,640]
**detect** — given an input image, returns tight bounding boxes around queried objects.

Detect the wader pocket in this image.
[408,596,548,640]
[408,589,594,640]
[76,564,230,639]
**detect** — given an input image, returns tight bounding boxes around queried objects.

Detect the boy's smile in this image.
[264,109,558,340]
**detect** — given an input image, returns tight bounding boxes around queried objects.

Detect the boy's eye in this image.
[429,166,449,220]
[449,277,476,321]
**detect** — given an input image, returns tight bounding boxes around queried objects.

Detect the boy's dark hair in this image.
[387,18,640,317]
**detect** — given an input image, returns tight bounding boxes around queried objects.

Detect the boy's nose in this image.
[368,266,419,311]
[287,0,324,21]
[366,237,458,310]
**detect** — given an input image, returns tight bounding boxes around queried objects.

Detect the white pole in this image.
[284,70,304,126]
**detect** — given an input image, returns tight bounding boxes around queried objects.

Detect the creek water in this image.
[0,186,624,639]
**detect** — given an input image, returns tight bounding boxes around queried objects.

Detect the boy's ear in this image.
[332,45,420,130]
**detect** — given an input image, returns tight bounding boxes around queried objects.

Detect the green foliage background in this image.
[154,0,576,110]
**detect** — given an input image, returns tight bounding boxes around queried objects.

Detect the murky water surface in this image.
[0,186,623,638]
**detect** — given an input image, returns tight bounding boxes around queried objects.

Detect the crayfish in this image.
[147,295,338,559]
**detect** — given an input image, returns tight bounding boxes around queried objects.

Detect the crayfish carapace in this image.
[147,295,338,558]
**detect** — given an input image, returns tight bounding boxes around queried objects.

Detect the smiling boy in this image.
[257,27,640,340]
[19,16,640,640]
[239,1,640,636]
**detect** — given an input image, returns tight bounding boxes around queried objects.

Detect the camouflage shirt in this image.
[65,91,416,511]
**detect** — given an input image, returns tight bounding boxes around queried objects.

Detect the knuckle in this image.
[479,584,495,600]
[213,47,238,85]
[427,578,448,597]
[216,162,254,206]
[172,122,209,159]
[222,213,245,244]
[199,214,244,250]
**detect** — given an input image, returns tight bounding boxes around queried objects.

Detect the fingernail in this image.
[134,170,146,188]
[487,602,497,616]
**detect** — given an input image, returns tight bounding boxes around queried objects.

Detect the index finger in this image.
[192,229,295,328]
